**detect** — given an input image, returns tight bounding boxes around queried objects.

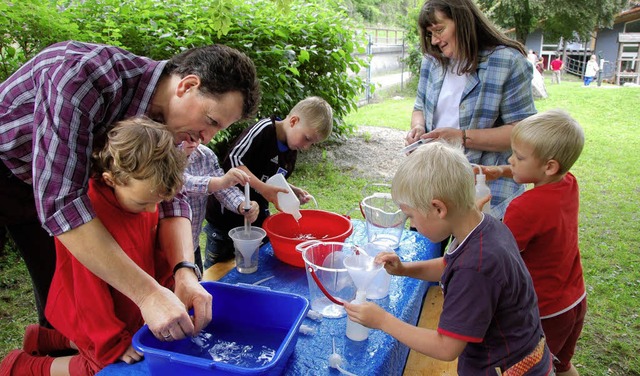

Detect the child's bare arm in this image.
[376,252,444,282]
[344,301,465,361]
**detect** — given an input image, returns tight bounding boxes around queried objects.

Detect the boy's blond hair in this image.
[512,109,584,175]
[289,96,333,140]
[92,117,187,200]
[392,141,476,216]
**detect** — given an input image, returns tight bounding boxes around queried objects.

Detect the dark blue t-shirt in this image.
[440,214,552,375]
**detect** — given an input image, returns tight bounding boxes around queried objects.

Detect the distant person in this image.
[528,49,538,67]
[180,138,259,271]
[344,141,554,375]
[535,53,545,75]
[1,118,189,375]
[550,55,565,84]
[584,55,599,86]
[204,96,333,268]
[0,41,260,339]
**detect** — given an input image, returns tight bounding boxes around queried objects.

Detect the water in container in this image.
[298,241,359,318]
[229,227,266,274]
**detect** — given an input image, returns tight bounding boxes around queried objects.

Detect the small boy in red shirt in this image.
[1,117,188,375]
[504,109,586,376]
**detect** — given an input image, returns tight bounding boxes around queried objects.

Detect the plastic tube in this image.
[306,310,323,321]
[329,338,359,376]
[298,324,315,335]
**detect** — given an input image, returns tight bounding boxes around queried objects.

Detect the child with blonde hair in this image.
[204,96,333,267]
[1,117,188,375]
[344,141,554,375]
[505,109,586,376]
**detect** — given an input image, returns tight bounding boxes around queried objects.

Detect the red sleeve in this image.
[503,196,537,252]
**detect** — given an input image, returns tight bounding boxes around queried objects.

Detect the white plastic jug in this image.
[266,173,302,221]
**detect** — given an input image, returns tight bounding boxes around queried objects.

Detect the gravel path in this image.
[298,126,408,181]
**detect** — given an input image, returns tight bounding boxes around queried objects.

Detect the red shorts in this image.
[541,297,587,372]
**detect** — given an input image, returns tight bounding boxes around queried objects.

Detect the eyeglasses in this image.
[425,27,445,40]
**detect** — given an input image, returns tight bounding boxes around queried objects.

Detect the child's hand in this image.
[344,301,390,330]
[472,165,509,181]
[290,186,312,204]
[221,168,250,189]
[475,194,492,212]
[119,344,143,364]
[375,252,404,276]
[263,184,289,210]
[237,200,259,222]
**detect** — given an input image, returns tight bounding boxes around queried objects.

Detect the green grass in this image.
[1,78,639,375]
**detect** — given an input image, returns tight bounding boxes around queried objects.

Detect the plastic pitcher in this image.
[229,227,267,274]
[297,241,361,318]
[266,173,302,220]
[360,183,407,249]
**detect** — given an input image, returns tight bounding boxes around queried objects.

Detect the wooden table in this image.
[204,260,458,375]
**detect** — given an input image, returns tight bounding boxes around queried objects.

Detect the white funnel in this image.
[343,253,382,292]
[229,227,266,273]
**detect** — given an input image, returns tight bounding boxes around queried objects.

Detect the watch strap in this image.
[172,261,202,281]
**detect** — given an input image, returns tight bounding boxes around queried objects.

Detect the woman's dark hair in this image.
[418,0,525,74]
[165,44,261,120]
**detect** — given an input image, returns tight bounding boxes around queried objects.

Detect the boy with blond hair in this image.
[505,109,586,376]
[1,117,188,375]
[204,96,333,267]
[344,141,554,375]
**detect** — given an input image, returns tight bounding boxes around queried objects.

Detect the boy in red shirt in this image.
[1,117,188,375]
[504,109,586,376]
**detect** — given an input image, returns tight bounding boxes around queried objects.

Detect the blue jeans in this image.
[584,76,595,86]
[203,222,236,270]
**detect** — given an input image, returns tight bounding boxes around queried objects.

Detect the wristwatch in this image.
[172,261,202,281]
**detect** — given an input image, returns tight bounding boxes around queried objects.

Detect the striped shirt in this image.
[183,144,244,250]
[0,41,190,236]
[414,46,537,218]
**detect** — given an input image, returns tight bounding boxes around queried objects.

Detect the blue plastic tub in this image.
[133,281,309,375]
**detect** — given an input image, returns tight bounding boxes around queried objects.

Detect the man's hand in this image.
[138,285,196,341]
[173,270,213,335]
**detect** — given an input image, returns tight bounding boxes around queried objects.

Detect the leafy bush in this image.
[1,0,369,151]
[0,0,81,79]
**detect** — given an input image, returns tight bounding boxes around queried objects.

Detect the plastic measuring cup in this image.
[298,241,361,318]
[360,187,407,249]
[229,227,266,274]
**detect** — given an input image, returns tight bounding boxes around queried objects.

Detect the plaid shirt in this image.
[183,145,244,249]
[0,41,191,236]
[414,46,536,218]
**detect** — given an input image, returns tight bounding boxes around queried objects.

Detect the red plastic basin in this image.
[263,209,353,267]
